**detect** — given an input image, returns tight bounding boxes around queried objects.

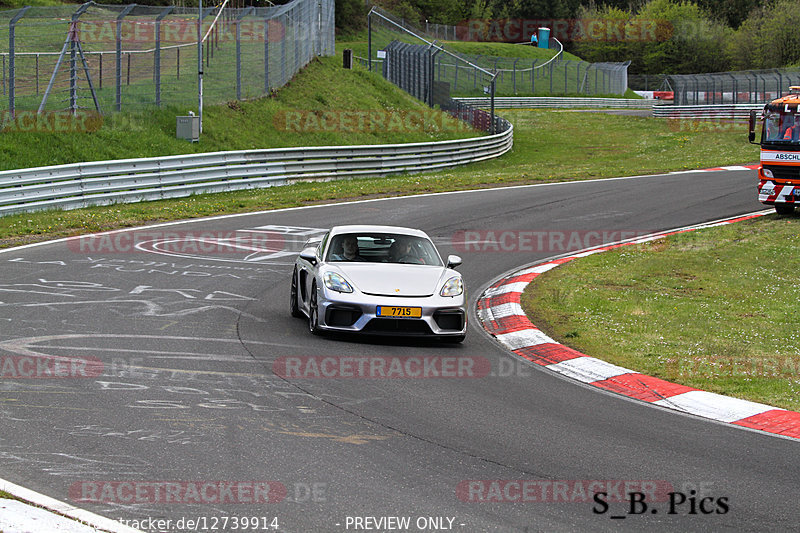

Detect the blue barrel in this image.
[537,27,550,49]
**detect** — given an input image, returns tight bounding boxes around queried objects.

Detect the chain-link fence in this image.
[365,7,628,98]
[365,7,508,135]
[0,0,334,117]
[667,68,800,105]
[628,74,671,92]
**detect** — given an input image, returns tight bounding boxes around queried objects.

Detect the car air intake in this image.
[433,310,465,331]
[326,307,362,327]
[364,318,433,335]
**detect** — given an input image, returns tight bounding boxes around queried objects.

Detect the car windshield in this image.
[765,111,800,142]
[326,233,442,266]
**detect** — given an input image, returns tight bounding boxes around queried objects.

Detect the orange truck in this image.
[750,86,800,214]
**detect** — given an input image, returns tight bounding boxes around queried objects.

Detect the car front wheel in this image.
[290,268,303,318]
[775,203,796,215]
[308,282,320,335]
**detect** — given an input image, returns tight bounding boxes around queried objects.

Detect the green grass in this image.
[521,216,800,411]
[0,106,758,248]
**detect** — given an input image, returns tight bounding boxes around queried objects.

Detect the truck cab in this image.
[750,86,800,214]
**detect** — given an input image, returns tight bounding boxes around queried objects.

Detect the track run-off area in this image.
[0,166,797,532]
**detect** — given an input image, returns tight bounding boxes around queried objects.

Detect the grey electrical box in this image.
[176,115,200,142]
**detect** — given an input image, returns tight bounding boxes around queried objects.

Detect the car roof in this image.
[328,225,430,239]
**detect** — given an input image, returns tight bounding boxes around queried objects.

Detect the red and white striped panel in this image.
[477,211,800,440]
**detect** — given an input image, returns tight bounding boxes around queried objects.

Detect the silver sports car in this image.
[290,225,466,342]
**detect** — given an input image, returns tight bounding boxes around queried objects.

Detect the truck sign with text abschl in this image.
[749,86,800,214]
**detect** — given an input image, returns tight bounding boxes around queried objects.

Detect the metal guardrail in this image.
[652,103,762,120]
[0,121,512,216]
[454,97,656,109]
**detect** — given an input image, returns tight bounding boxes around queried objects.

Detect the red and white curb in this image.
[670,163,760,173]
[477,210,800,441]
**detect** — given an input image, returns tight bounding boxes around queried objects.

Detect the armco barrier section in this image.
[0,121,512,215]
[454,97,656,109]
[653,103,762,120]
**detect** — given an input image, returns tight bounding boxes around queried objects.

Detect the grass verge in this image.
[521,214,800,411]
[0,108,758,248]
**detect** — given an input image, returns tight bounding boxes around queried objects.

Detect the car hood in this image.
[332,263,449,297]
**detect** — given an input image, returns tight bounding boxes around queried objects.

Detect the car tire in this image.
[775,204,795,215]
[290,268,303,318]
[308,281,320,335]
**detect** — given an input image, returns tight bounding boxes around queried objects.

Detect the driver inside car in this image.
[390,236,426,264]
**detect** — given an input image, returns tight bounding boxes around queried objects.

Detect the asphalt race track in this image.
[1,168,797,532]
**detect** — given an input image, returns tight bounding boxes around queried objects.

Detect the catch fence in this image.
[365,7,506,135]
[668,68,800,105]
[0,0,334,117]
[365,7,628,98]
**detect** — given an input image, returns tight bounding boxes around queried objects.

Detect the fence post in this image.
[116,4,135,112]
[264,13,270,92]
[236,7,255,101]
[490,76,495,135]
[293,6,299,80]
[155,7,173,107]
[512,58,518,94]
[429,46,441,107]
[281,13,286,85]
[9,6,29,119]
[367,9,372,72]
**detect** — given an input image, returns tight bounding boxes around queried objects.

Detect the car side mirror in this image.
[446,255,462,269]
[748,110,757,144]
[299,247,318,265]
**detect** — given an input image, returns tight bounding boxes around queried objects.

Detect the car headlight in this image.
[440,276,463,297]
[323,272,353,293]
[762,168,774,179]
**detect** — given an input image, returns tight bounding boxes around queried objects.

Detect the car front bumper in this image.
[316,287,466,337]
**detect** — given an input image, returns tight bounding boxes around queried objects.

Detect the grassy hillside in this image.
[338,39,577,62]
[0,55,478,171]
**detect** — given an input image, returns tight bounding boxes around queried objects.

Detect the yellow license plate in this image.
[377,306,422,318]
